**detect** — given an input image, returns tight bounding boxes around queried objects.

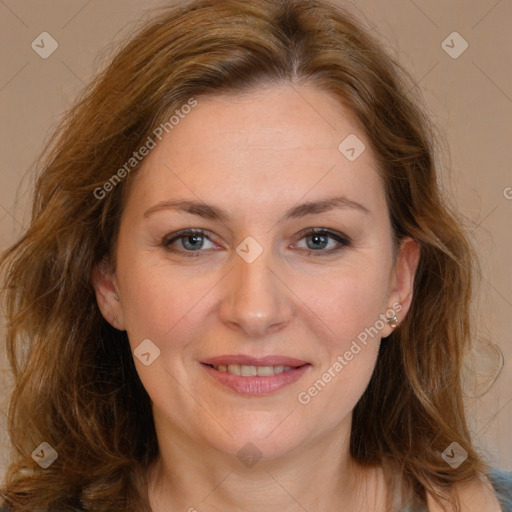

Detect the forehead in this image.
[127,83,385,216]
[169,83,368,157]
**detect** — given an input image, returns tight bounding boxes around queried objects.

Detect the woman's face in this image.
[94,83,419,461]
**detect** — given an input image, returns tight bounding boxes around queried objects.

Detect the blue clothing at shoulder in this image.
[403,469,512,512]
[0,469,511,511]
[489,468,512,512]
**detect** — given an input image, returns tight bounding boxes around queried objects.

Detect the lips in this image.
[200,354,311,395]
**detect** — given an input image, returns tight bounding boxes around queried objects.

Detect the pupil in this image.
[184,234,203,250]
[308,234,327,250]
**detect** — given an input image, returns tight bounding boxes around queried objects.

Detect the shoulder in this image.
[426,470,512,512]
[488,469,512,511]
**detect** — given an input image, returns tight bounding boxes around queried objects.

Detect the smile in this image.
[201,362,311,395]
[210,364,294,376]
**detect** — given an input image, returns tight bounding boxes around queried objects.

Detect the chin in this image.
[194,414,314,463]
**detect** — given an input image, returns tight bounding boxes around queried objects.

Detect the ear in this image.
[381,237,421,338]
[91,259,126,330]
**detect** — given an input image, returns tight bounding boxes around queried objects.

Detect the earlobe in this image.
[91,260,126,330]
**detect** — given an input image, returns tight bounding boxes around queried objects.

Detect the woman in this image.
[1,0,510,510]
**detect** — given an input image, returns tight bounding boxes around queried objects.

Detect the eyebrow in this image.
[143,196,370,222]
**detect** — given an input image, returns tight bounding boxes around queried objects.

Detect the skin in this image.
[92,83,498,511]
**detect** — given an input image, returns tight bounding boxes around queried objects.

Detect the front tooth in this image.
[220,364,297,376]
[257,366,275,376]
[227,364,241,375]
[240,365,257,377]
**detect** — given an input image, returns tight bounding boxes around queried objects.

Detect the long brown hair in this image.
[0,0,489,510]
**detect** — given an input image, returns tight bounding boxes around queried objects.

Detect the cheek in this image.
[119,262,212,350]
[295,257,390,345]
[114,231,210,351]
[290,258,388,412]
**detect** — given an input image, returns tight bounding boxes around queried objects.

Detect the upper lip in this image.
[201,355,310,367]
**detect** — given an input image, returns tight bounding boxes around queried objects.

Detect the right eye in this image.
[162,229,218,257]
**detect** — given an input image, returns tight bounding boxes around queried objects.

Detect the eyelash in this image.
[161,228,351,258]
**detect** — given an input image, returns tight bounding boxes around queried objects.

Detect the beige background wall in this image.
[0,0,511,480]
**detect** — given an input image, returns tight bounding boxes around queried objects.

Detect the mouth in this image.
[204,363,303,377]
[200,355,311,395]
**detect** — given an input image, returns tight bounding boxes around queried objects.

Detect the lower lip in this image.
[201,363,311,395]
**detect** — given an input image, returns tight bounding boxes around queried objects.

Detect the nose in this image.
[219,246,294,338]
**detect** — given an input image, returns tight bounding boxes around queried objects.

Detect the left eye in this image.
[293,228,350,255]
[162,228,350,257]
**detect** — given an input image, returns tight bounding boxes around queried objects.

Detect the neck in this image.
[147,417,386,511]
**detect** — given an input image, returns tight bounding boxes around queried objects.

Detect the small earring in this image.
[114,294,120,302]
[386,315,399,328]
[113,313,118,324]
